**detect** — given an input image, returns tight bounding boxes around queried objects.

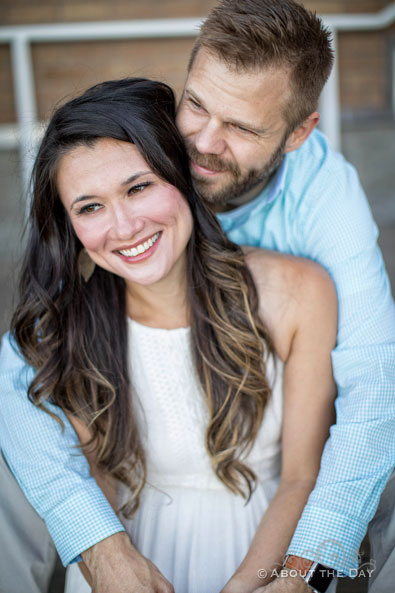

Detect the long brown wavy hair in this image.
[12,78,274,516]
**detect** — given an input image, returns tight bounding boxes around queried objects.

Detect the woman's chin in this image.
[123,267,170,288]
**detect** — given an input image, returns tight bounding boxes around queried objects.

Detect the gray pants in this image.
[0,452,57,593]
[0,450,394,593]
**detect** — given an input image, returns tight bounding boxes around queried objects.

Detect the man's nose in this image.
[194,120,226,155]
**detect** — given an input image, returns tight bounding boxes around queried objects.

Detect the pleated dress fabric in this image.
[65,319,283,593]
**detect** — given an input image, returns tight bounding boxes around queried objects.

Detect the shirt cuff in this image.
[287,505,367,576]
[44,484,125,566]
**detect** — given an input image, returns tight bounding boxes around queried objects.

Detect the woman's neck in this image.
[125,257,190,329]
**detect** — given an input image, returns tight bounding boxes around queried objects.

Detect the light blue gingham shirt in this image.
[1,129,394,574]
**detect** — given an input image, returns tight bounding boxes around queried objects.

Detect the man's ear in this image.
[284,112,320,154]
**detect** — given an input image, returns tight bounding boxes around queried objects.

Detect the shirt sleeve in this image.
[0,332,125,566]
[287,157,395,575]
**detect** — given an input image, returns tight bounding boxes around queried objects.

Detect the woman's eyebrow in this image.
[70,171,152,210]
[120,171,152,186]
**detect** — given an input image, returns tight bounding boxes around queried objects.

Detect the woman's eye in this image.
[77,203,101,215]
[128,182,152,195]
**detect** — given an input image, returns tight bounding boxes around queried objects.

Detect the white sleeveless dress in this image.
[65,319,283,593]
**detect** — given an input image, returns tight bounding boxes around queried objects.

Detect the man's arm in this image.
[286,152,395,575]
[0,332,124,566]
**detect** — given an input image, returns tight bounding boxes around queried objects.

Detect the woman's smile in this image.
[116,231,162,262]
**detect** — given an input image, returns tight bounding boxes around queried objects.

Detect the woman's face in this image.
[57,138,193,288]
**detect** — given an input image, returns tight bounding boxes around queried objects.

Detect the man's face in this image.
[176,49,293,210]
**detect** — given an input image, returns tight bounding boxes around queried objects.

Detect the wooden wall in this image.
[0,0,393,124]
[0,0,390,25]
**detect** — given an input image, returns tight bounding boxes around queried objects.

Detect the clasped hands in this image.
[82,533,310,593]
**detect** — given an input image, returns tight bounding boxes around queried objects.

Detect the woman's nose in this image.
[111,203,145,241]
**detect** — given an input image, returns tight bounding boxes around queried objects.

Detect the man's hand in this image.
[252,574,310,593]
[81,532,174,593]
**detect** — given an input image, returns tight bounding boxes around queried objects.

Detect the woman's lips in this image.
[115,231,162,264]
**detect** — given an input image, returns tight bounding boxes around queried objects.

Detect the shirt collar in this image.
[217,156,288,230]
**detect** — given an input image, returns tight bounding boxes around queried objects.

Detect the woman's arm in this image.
[221,252,337,593]
[67,415,174,593]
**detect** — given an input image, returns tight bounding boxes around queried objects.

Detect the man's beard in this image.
[186,136,287,208]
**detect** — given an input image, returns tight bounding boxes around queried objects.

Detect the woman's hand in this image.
[220,569,266,593]
[253,574,310,593]
[82,532,174,593]
[221,572,311,593]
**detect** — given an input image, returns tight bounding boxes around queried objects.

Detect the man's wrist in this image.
[82,532,132,571]
[283,555,336,593]
[283,555,314,576]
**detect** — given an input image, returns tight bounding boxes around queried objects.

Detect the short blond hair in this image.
[189,0,333,131]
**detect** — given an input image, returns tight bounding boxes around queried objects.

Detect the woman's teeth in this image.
[118,232,160,257]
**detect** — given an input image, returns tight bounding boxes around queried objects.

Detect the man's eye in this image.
[231,123,255,135]
[189,97,203,110]
[128,182,152,195]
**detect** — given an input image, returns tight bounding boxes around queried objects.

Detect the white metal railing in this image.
[1,18,204,194]
[0,4,395,193]
[320,3,395,156]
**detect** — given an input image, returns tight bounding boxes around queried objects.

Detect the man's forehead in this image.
[184,50,291,130]
[187,48,291,88]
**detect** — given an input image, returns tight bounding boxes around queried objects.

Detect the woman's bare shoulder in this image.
[244,248,337,359]
[244,247,332,296]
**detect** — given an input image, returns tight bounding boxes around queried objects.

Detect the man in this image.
[1,1,394,592]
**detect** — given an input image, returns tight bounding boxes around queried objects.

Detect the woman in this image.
[11,78,337,593]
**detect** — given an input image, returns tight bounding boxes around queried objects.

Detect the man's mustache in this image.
[186,143,241,177]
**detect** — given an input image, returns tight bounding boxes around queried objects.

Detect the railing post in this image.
[319,27,341,152]
[11,34,37,200]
